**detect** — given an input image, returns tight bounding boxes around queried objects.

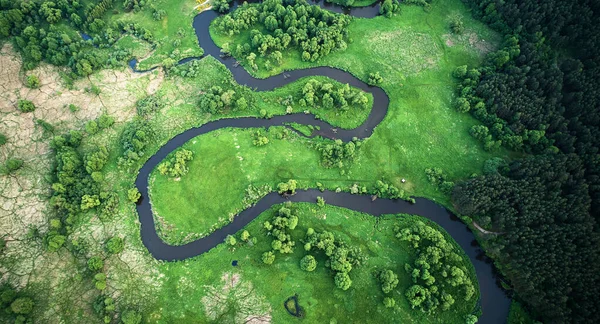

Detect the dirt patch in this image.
[202,272,271,323]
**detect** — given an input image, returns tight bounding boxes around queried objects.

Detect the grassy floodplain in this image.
[149,203,479,323]
[150,0,513,244]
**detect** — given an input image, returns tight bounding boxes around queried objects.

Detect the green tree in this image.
[225,235,237,246]
[10,297,34,315]
[3,159,24,174]
[128,188,141,203]
[88,256,104,272]
[240,230,250,242]
[378,269,399,294]
[261,251,275,265]
[334,272,352,290]
[300,255,317,272]
[383,297,395,308]
[106,237,124,254]
[405,285,428,308]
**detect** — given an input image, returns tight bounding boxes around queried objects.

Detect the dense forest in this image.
[453,0,600,322]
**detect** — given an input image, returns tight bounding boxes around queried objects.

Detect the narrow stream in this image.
[134,1,510,322]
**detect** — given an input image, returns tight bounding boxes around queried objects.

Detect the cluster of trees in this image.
[379,0,400,18]
[317,138,359,168]
[277,179,297,195]
[0,0,154,76]
[424,167,454,194]
[373,180,410,201]
[157,149,193,178]
[262,205,299,260]
[215,0,351,63]
[118,118,153,166]
[136,95,164,117]
[199,86,251,114]
[251,130,269,146]
[299,78,369,111]
[395,220,475,313]
[0,285,35,323]
[453,154,599,323]
[452,0,600,322]
[303,228,365,290]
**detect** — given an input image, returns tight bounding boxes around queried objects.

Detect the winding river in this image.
[134,1,510,322]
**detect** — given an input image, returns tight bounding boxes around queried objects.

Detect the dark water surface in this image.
[134,2,510,322]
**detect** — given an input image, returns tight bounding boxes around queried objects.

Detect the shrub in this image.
[86,120,99,134]
[26,75,41,88]
[449,16,464,34]
[17,100,35,112]
[128,188,141,203]
[300,255,317,272]
[277,179,297,195]
[106,237,124,254]
[10,297,34,315]
[368,72,383,85]
[383,297,395,308]
[240,230,250,242]
[3,159,24,173]
[87,256,104,272]
[121,310,142,324]
[0,133,6,146]
[316,196,325,207]
[262,251,275,265]
[453,65,468,79]
[68,104,80,112]
[98,114,115,129]
[225,235,237,246]
[334,272,352,290]
[378,269,399,294]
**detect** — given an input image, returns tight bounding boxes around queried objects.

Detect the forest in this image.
[452,0,600,322]
[0,0,598,323]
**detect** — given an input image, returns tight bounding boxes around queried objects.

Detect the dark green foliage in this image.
[136,95,164,117]
[482,157,507,175]
[199,86,251,114]
[265,205,298,254]
[216,0,351,62]
[379,0,400,18]
[396,220,475,313]
[0,133,6,146]
[123,0,147,12]
[17,100,35,113]
[453,154,599,323]
[35,119,55,136]
[424,168,453,193]
[119,118,153,165]
[98,114,115,129]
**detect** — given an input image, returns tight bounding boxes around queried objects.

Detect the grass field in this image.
[150,0,513,243]
[147,203,479,323]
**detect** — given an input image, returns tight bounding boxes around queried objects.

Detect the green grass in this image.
[151,0,514,243]
[147,203,479,323]
[105,0,204,69]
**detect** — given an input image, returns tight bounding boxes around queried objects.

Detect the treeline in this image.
[215,0,351,63]
[452,0,600,322]
[0,0,154,76]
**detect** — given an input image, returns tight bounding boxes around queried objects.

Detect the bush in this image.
[3,159,24,173]
[128,188,141,203]
[225,235,237,246]
[453,65,468,78]
[300,255,317,272]
[368,72,383,85]
[0,133,6,146]
[10,297,34,315]
[483,157,507,175]
[26,75,40,88]
[98,114,115,129]
[87,256,104,272]
[17,100,35,113]
[277,179,297,195]
[106,237,124,254]
[383,297,395,308]
[262,251,275,264]
[449,16,464,34]
[378,269,399,293]
[121,310,142,324]
[86,120,99,134]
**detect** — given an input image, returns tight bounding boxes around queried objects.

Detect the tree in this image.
[334,272,352,290]
[240,230,250,242]
[81,194,101,211]
[17,100,35,113]
[449,16,464,34]
[300,255,317,272]
[3,158,24,173]
[368,72,383,85]
[225,235,237,246]
[106,237,124,254]
[277,179,297,195]
[405,285,427,308]
[453,65,468,78]
[378,270,399,294]
[261,251,275,265]
[88,256,104,272]
[10,297,34,315]
[455,97,470,113]
[128,188,141,203]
